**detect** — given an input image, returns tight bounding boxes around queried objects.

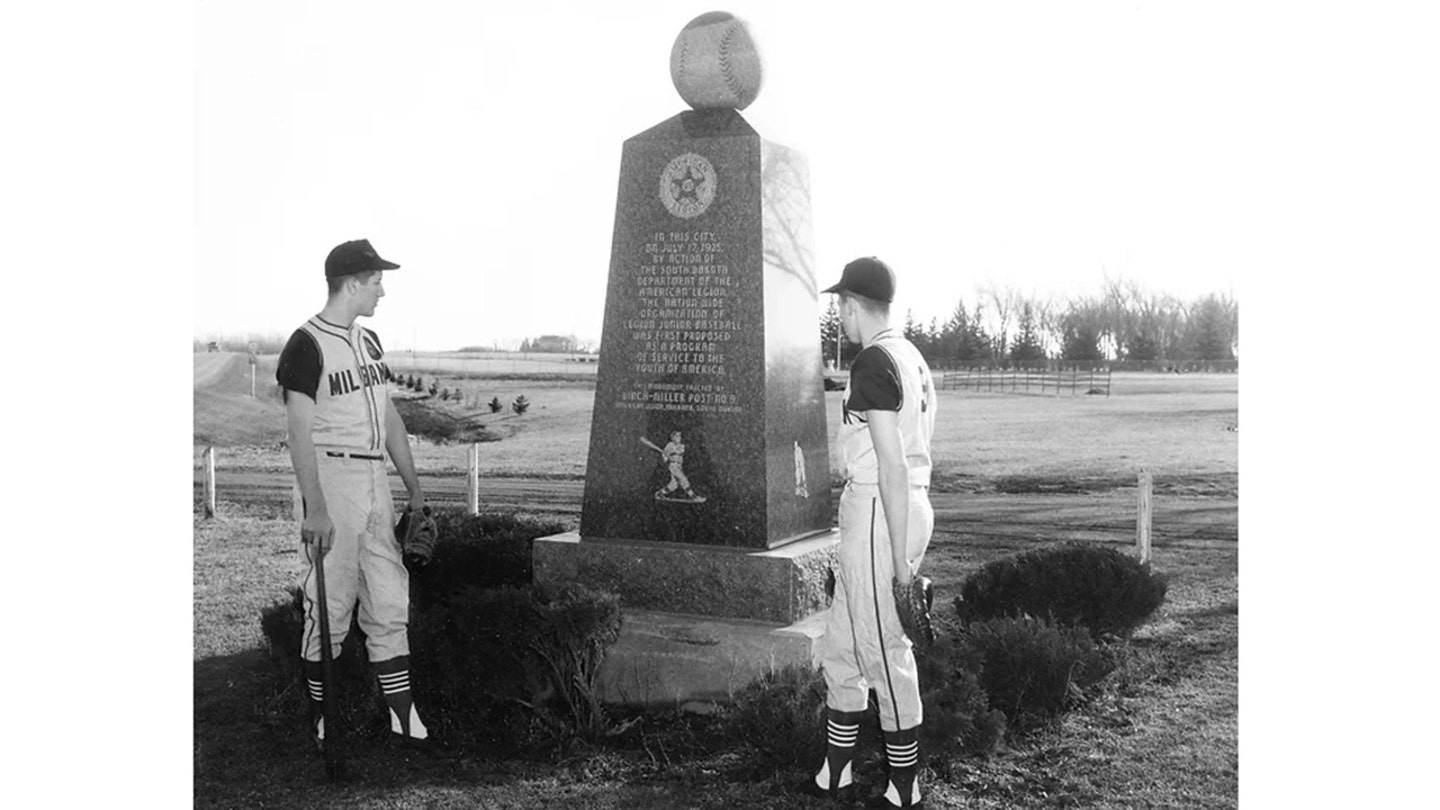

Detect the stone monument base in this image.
[533,530,838,625]
[533,529,839,705]
[596,608,829,707]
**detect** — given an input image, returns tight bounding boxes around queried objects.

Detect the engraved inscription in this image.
[616,229,742,414]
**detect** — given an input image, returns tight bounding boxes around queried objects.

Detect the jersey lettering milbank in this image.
[838,329,937,486]
[276,317,393,452]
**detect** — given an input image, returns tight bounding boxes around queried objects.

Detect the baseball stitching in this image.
[719,21,742,105]
[676,32,689,89]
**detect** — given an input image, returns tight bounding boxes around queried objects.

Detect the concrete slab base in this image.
[597,607,830,708]
[533,529,839,624]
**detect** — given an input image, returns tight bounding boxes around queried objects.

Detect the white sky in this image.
[191,0,1322,351]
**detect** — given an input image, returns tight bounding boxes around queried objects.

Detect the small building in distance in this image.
[526,335,578,353]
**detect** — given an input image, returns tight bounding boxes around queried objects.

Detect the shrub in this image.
[722,663,827,768]
[512,395,530,415]
[917,635,1006,761]
[428,382,439,397]
[258,511,607,754]
[407,510,567,609]
[962,616,1114,731]
[955,541,1167,640]
[408,583,622,752]
[488,396,503,414]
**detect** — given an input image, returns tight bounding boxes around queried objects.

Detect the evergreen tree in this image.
[819,298,842,368]
[1060,299,1106,366]
[1186,293,1237,365]
[1010,303,1047,367]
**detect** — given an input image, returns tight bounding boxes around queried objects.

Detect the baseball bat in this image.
[312,539,344,780]
[639,437,664,455]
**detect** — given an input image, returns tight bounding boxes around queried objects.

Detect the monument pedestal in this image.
[596,608,829,707]
[534,529,837,707]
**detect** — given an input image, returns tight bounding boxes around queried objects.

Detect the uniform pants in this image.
[819,482,934,731]
[296,456,410,663]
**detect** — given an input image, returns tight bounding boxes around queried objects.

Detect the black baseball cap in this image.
[325,239,400,278]
[822,256,895,303]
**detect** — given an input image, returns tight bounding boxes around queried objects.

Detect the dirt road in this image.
[197,468,1236,549]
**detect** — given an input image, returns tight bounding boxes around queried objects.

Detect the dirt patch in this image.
[392,397,501,445]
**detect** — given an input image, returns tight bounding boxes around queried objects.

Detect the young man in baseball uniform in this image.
[811,257,937,808]
[276,238,432,750]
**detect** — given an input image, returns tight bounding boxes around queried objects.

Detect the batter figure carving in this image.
[642,431,706,503]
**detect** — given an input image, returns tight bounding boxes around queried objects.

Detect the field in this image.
[194,352,1238,808]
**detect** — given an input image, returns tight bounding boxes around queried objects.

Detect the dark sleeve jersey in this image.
[276,317,393,452]
[835,331,937,486]
[843,345,903,422]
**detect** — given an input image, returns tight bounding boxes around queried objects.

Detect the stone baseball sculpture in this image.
[669,11,764,110]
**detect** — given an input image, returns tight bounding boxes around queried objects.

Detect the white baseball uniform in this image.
[277,316,411,664]
[819,328,937,732]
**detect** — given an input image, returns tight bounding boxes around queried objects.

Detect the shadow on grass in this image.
[193,646,830,810]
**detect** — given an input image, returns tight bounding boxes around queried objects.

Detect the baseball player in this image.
[275,239,432,750]
[810,258,937,808]
[655,431,702,501]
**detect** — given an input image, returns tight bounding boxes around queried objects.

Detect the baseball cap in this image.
[821,256,895,303]
[325,239,401,278]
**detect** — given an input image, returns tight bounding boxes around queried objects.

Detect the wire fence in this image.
[938,367,1113,396]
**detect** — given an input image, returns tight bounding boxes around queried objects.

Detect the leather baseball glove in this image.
[892,576,936,654]
[396,505,439,571]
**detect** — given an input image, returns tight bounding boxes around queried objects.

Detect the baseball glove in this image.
[892,576,936,654]
[396,505,439,571]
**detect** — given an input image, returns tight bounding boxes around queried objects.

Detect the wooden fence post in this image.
[467,443,480,516]
[1137,469,1153,564]
[204,446,217,519]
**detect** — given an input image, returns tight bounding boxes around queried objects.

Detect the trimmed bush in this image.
[407,511,565,610]
[918,635,1006,761]
[723,663,828,767]
[963,616,1114,731]
[409,583,622,751]
[488,396,503,413]
[512,395,530,415]
[257,511,614,754]
[955,541,1167,640]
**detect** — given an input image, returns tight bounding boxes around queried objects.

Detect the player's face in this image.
[839,295,860,344]
[355,271,385,316]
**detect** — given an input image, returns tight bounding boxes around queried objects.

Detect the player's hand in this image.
[301,511,335,561]
[407,491,426,514]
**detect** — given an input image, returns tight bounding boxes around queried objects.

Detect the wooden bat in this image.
[313,542,345,781]
[639,437,665,455]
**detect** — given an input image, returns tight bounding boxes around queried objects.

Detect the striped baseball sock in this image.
[373,656,428,740]
[881,725,922,807]
[813,708,863,792]
[302,659,325,740]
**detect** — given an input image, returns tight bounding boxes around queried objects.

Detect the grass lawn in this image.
[195,503,1236,809]
[194,364,1238,808]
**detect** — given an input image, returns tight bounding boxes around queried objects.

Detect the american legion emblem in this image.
[659,152,716,219]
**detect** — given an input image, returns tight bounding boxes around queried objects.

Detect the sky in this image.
[190,0,1317,352]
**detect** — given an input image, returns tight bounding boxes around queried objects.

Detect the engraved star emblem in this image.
[671,168,706,204]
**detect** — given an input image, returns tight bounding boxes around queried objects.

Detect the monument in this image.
[533,11,838,705]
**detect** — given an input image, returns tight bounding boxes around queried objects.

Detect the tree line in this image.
[820,277,1238,371]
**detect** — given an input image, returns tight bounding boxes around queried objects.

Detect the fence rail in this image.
[938,367,1112,397]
